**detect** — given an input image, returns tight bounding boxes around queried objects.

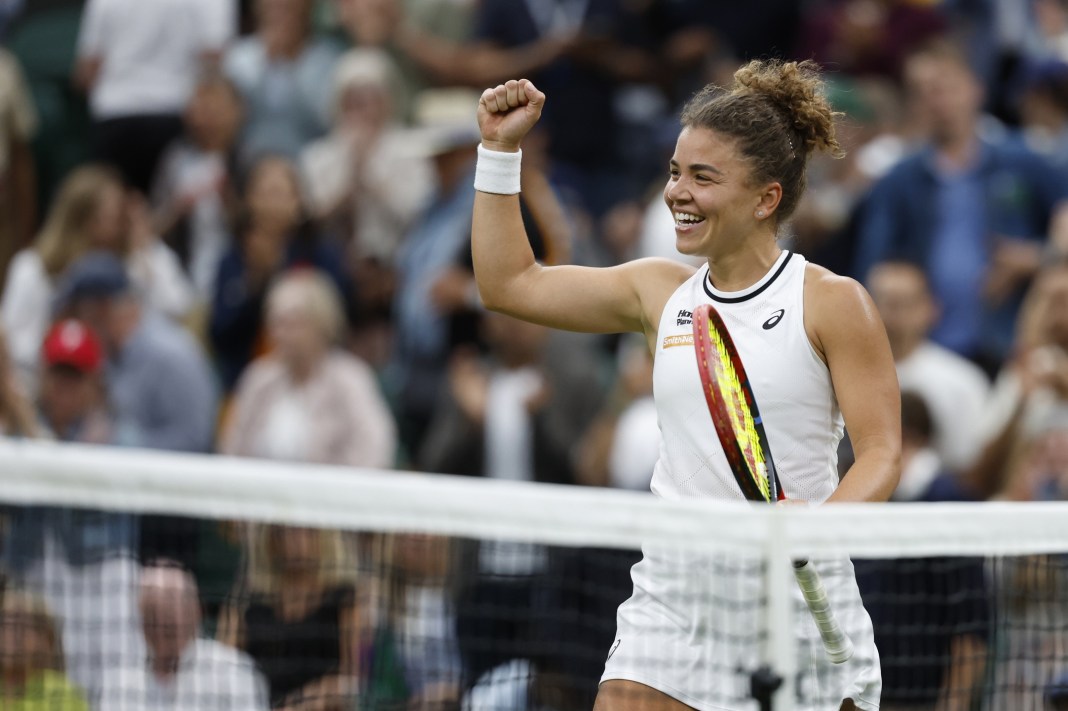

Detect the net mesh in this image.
[1,439,1067,711]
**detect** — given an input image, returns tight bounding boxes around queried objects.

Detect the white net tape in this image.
[2,439,1067,558]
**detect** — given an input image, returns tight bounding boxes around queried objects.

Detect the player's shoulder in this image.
[803,263,880,332]
[804,263,869,302]
[617,258,698,334]
[623,257,699,309]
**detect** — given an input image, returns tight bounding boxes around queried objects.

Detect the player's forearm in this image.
[471,190,538,313]
[826,440,900,503]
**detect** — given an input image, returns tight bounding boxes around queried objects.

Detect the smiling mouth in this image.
[674,211,706,227]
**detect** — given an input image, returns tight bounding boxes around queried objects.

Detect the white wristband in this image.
[474,144,522,194]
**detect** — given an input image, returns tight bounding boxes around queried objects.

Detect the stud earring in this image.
[756,209,766,218]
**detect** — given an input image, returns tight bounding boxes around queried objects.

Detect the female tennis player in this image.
[471,62,900,711]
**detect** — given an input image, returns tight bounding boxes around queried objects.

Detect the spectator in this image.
[853,39,1068,369]
[0,326,37,438]
[867,261,990,472]
[218,525,362,710]
[366,533,462,711]
[389,0,667,214]
[75,0,236,194]
[209,155,350,392]
[1053,671,1068,711]
[968,260,1068,499]
[224,0,342,168]
[222,270,396,468]
[299,48,433,264]
[984,418,1068,709]
[300,48,433,364]
[465,0,637,216]
[334,0,477,121]
[98,563,268,711]
[0,590,90,710]
[796,0,949,80]
[2,319,145,700]
[1037,0,1068,62]
[0,48,37,293]
[856,392,990,711]
[0,0,23,39]
[1,165,194,393]
[418,312,607,711]
[389,89,572,450]
[577,334,658,492]
[1001,411,1068,501]
[1017,58,1068,171]
[35,319,141,449]
[385,88,480,447]
[152,74,246,305]
[56,253,216,454]
[56,252,217,569]
[790,77,909,274]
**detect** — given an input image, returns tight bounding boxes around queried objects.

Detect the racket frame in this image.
[691,303,855,665]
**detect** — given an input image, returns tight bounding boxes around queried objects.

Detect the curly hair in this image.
[680,59,843,222]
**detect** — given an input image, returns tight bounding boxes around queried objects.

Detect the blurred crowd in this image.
[2,0,1068,709]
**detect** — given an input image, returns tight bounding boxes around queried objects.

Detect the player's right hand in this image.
[477,79,545,154]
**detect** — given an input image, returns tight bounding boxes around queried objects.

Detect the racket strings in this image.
[707,326,772,501]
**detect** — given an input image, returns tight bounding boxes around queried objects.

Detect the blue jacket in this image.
[853,135,1068,360]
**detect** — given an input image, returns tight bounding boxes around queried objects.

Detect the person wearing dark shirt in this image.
[853,40,1068,369]
[209,155,350,392]
[218,525,361,710]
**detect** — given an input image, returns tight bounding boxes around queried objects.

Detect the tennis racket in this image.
[691,303,854,664]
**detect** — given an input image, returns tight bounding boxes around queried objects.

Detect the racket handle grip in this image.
[792,559,855,664]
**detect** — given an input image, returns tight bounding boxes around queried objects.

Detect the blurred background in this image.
[3,0,1068,709]
[7,0,1068,489]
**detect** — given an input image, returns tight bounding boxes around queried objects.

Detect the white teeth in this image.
[674,212,704,224]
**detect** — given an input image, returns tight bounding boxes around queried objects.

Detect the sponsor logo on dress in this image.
[762,308,785,330]
[676,309,692,326]
[662,334,694,349]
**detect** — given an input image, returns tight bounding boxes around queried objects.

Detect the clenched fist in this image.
[477,79,546,154]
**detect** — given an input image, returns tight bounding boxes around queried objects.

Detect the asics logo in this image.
[762,309,785,330]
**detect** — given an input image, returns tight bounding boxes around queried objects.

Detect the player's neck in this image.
[705,240,782,294]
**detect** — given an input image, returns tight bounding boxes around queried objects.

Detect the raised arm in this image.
[472,79,691,338]
[805,265,901,503]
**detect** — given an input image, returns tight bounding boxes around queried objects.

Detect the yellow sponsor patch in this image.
[662,334,694,349]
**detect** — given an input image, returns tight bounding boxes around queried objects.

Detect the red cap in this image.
[42,320,103,373]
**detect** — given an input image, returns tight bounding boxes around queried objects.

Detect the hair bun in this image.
[731,59,842,159]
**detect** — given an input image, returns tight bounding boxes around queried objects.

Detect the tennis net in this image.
[1,439,1067,711]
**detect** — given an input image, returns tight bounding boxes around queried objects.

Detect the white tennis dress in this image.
[600,251,881,710]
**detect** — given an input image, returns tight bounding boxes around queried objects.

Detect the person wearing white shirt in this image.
[75,0,236,192]
[98,563,267,711]
[223,0,342,169]
[0,165,193,395]
[867,260,990,472]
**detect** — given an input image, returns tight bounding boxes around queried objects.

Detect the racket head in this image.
[691,303,783,503]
